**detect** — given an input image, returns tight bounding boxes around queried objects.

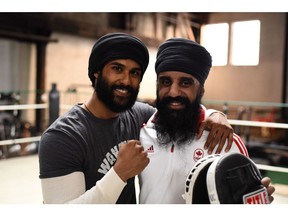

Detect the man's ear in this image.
[94,72,99,79]
[201,87,205,97]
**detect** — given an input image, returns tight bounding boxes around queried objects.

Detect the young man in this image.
[138,38,275,204]
[38,33,234,204]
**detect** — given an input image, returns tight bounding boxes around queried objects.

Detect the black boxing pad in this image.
[184,153,270,204]
[184,154,221,204]
[206,153,270,204]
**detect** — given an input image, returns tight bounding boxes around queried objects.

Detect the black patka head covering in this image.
[88,32,149,85]
[155,38,212,86]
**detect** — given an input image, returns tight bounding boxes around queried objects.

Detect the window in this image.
[230,20,261,66]
[201,23,229,66]
[201,20,261,66]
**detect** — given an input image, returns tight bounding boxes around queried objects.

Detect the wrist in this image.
[113,164,128,183]
[206,109,227,119]
[210,110,227,118]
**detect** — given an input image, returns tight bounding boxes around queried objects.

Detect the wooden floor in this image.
[0,154,288,204]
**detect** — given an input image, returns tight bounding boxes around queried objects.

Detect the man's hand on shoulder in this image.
[198,111,234,154]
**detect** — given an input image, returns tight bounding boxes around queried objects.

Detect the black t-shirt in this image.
[38,101,155,204]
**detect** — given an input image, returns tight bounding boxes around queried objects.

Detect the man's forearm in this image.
[41,168,126,204]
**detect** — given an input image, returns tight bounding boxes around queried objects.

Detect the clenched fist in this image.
[114,140,150,182]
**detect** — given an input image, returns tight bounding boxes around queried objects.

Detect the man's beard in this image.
[154,90,202,147]
[95,72,139,113]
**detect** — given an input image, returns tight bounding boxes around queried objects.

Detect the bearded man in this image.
[138,38,274,204]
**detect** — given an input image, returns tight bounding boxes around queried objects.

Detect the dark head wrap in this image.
[155,38,212,86]
[88,32,149,85]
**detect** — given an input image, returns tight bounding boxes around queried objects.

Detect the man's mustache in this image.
[162,96,189,105]
[112,84,134,93]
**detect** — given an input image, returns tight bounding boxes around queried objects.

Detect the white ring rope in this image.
[0,103,73,111]
[0,136,41,146]
[0,104,48,111]
[257,164,288,174]
[228,119,288,129]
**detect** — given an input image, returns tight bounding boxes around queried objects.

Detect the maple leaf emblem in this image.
[196,150,203,156]
[193,148,204,161]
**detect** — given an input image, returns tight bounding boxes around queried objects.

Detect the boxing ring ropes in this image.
[0,102,288,177]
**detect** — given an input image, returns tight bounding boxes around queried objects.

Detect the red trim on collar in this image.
[196,107,205,131]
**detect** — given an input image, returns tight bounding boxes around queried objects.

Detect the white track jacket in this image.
[138,109,249,204]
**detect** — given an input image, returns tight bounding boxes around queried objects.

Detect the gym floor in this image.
[0,154,288,204]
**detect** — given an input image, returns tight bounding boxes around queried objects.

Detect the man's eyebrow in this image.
[158,75,170,80]
[109,61,142,71]
[109,62,124,67]
[181,77,194,81]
